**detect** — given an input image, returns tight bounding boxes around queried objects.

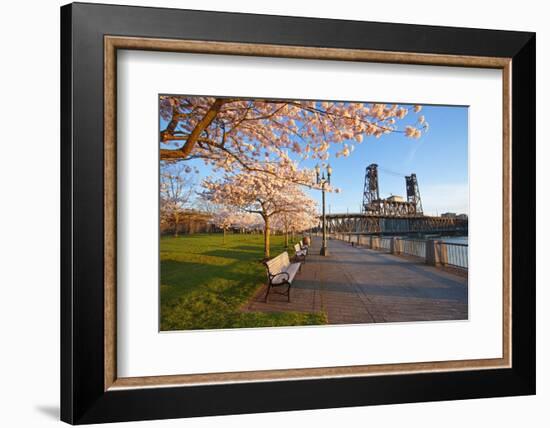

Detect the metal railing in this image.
[327,233,468,270]
[440,242,468,269]
[378,237,392,252]
[357,235,370,246]
[401,239,426,258]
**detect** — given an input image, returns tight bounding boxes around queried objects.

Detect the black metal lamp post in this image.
[316,163,332,256]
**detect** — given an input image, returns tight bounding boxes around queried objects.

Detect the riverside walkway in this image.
[244,236,468,324]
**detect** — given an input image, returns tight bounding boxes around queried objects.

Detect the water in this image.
[439,236,468,245]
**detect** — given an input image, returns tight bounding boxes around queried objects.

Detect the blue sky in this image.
[160,102,469,216]
[299,104,469,216]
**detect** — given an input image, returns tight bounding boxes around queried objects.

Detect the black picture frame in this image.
[61,2,535,424]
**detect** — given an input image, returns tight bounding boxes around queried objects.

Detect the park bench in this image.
[294,243,307,263]
[299,239,309,252]
[263,251,301,302]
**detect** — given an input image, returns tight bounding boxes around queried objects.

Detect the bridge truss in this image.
[362,163,423,217]
[324,213,468,235]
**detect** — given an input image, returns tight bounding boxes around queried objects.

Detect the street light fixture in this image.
[316,163,331,256]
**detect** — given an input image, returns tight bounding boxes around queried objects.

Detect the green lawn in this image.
[160,233,327,331]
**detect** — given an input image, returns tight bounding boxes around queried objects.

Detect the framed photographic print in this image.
[60,2,536,424]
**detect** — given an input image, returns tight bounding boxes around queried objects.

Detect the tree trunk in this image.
[263,215,270,259]
[223,228,226,244]
[285,227,289,248]
[174,216,179,237]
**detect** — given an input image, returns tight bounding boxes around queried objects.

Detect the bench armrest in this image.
[269,271,290,283]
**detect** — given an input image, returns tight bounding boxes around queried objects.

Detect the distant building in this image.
[160,210,214,235]
[386,195,404,202]
[441,212,468,220]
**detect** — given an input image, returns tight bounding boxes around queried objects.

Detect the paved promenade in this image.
[243,236,468,324]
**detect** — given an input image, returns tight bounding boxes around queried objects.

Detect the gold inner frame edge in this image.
[104,36,512,391]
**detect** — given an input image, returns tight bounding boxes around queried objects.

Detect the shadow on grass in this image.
[231,244,270,251]
[161,259,261,303]
[160,259,325,331]
[159,234,326,331]
[202,249,266,261]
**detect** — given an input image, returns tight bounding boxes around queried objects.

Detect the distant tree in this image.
[160,165,196,237]
[272,209,319,248]
[202,171,317,258]
[193,198,217,216]
[211,208,260,244]
[233,212,263,234]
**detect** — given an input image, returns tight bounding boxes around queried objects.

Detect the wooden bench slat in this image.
[263,251,301,302]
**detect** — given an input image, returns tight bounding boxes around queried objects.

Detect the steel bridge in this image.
[324,213,468,236]
[362,164,424,216]
[319,163,467,236]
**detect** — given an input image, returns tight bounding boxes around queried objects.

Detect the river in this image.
[439,236,468,245]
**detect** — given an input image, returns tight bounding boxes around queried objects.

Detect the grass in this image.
[160,233,327,331]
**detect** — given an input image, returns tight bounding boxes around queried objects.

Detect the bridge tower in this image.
[362,164,380,213]
[405,173,423,215]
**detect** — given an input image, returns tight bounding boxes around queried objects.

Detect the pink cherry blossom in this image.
[202,170,317,258]
[160,96,427,183]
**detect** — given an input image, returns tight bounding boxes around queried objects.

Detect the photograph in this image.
[159,95,469,331]
[51,1,537,424]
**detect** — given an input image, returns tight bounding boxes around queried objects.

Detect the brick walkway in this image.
[243,236,468,324]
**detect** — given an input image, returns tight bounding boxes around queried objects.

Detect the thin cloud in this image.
[405,138,426,165]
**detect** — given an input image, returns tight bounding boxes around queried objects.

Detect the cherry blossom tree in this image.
[291,210,318,242]
[160,165,196,237]
[233,212,263,233]
[202,171,318,258]
[211,207,261,243]
[160,96,428,183]
[211,208,239,244]
[272,209,319,248]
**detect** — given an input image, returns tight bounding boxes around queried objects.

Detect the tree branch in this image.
[160,98,228,157]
